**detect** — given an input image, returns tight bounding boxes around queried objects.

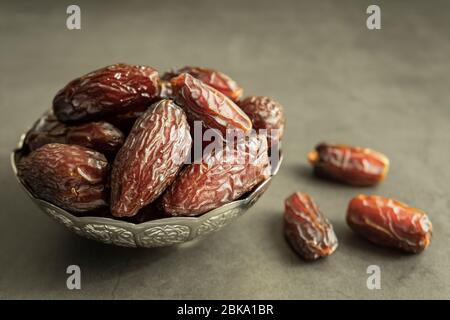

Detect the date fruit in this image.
[111,99,192,217]
[239,96,285,144]
[53,63,160,123]
[170,73,252,135]
[24,112,68,152]
[163,66,243,101]
[24,112,124,157]
[104,106,147,135]
[18,143,109,213]
[347,195,432,253]
[66,121,124,157]
[284,192,338,260]
[308,143,389,186]
[161,134,271,216]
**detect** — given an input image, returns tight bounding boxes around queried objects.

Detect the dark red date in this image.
[18,143,109,213]
[239,96,285,144]
[284,192,338,260]
[24,112,124,157]
[161,134,271,216]
[53,63,160,123]
[104,107,147,135]
[66,121,124,157]
[308,143,389,186]
[24,112,68,152]
[170,73,252,135]
[111,99,192,217]
[163,66,243,102]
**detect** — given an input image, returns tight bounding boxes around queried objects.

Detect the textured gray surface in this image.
[1,0,449,299]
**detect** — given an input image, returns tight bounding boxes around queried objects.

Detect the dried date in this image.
[53,63,160,123]
[111,99,192,217]
[24,112,124,157]
[284,192,338,260]
[347,195,432,253]
[170,73,252,135]
[18,143,109,213]
[24,112,68,152]
[308,143,389,186]
[163,66,243,101]
[239,96,285,144]
[66,121,124,157]
[161,134,271,217]
[104,107,147,135]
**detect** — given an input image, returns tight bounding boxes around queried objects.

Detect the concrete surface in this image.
[0,0,449,299]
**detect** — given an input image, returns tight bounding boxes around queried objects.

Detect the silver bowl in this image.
[11,130,282,248]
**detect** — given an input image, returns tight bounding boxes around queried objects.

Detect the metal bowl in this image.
[11,130,283,248]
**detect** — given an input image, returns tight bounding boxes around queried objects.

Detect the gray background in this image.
[1,0,449,299]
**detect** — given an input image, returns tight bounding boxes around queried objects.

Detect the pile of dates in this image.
[284,143,433,260]
[18,64,285,222]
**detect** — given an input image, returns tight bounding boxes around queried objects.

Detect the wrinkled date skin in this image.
[18,143,109,213]
[66,121,124,157]
[24,112,124,157]
[163,66,243,102]
[104,107,147,135]
[170,73,252,135]
[284,192,338,260]
[308,143,389,186]
[347,195,432,253]
[53,63,160,123]
[111,99,192,217]
[239,96,285,144]
[161,135,271,217]
[24,112,69,152]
